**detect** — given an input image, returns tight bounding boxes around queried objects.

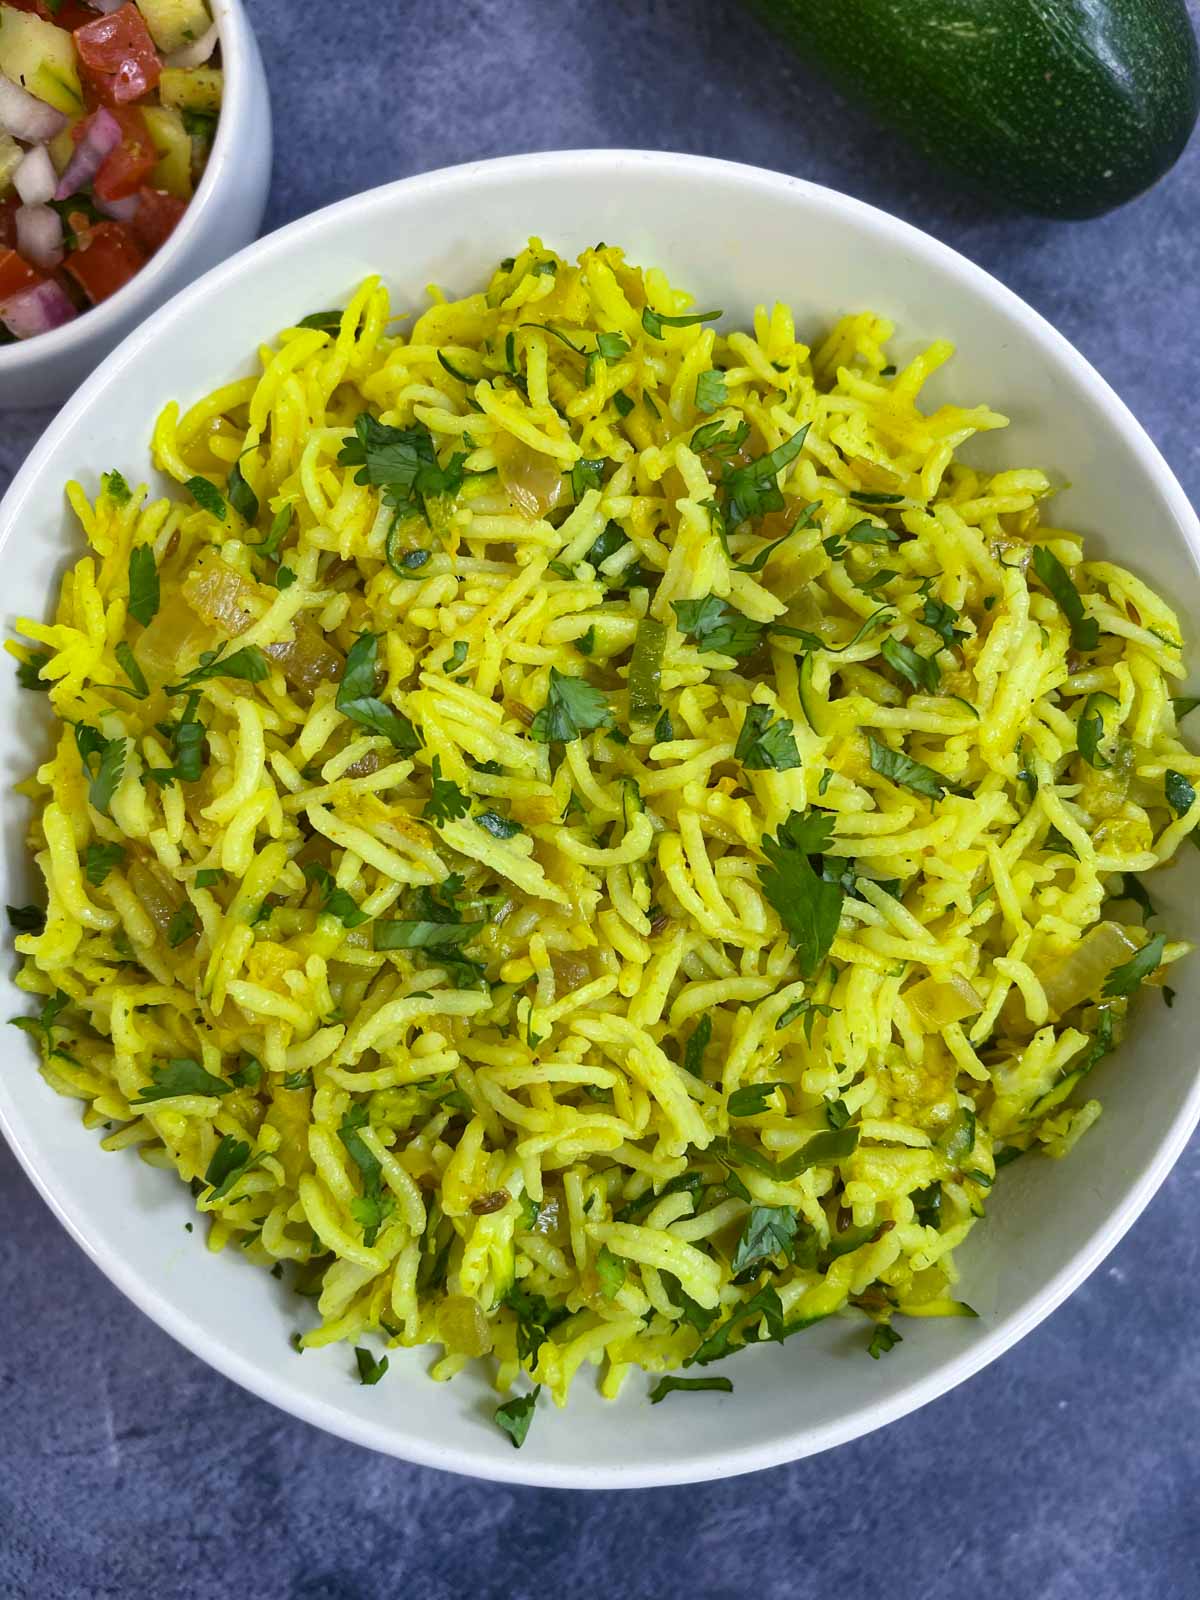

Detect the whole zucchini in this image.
[749,0,1200,217]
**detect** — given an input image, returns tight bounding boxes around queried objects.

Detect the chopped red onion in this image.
[13,143,57,206]
[95,189,140,223]
[0,73,67,145]
[0,279,77,339]
[15,203,64,270]
[165,20,220,69]
[54,107,123,201]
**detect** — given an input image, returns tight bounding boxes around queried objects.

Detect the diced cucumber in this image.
[48,120,79,176]
[133,0,213,55]
[141,104,192,199]
[159,65,222,116]
[0,130,21,196]
[0,6,84,116]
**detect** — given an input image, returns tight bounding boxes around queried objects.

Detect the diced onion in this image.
[54,107,123,202]
[165,21,220,69]
[0,73,67,145]
[95,190,141,223]
[13,143,57,207]
[0,279,77,339]
[907,973,983,1029]
[15,203,63,270]
[1036,921,1138,1019]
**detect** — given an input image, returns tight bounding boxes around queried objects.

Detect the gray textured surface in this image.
[2,2,1199,1595]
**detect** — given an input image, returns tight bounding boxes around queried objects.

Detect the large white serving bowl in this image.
[0,0,271,410]
[2,150,1199,1489]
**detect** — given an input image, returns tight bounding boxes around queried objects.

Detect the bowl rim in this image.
[4,147,1200,1489]
[0,0,253,372]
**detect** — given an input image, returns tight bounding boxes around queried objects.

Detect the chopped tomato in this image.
[74,4,162,106]
[131,186,186,254]
[63,221,144,304]
[0,249,46,304]
[94,105,157,201]
[0,198,19,253]
[6,0,95,20]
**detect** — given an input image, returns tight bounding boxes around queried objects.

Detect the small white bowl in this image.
[2,151,1199,1488]
[0,0,270,410]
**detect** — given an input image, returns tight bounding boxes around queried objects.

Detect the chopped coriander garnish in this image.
[336,632,420,752]
[127,544,159,628]
[867,1324,902,1359]
[641,305,722,340]
[423,756,471,825]
[730,1204,797,1274]
[672,595,765,658]
[1102,933,1166,998]
[133,1058,231,1103]
[735,704,801,771]
[648,1375,733,1404]
[354,1347,390,1386]
[757,810,843,978]
[185,476,226,520]
[1031,545,1099,651]
[227,459,259,525]
[495,1386,540,1447]
[530,666,613,743]
[695,369,727,414]
[868,735,954,802]
[85,842,125,886]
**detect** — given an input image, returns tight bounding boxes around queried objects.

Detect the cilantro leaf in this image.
[339,414,467,522]
[649,1375,733,1403]
[16,651,50,691]
[84,843,125,886]
[475,810,524,839]
[568,457,606,499]
[495,1387,540,1447]
[1078,693,1118,769]
[127,544,159,628]
[530,666,613,743]
[166,903,198,947]
[1031,546,1099,652]
[374,920,484,951]
[133,1058,231,1102]
[727,1081,787,1117]
[336,633,421,752]
[227,459,259,525]
[867,735,953,802]
[74,726,127,816]
[735,704,801,771]
[920,596,967,650]
[185,476,226,520]
[867,1324,902,1359]
[720,425,810,529]
[113,642,148,698]
[642,306,722,340]
[731,1205,798,1274]
[683,1015,711,1078]
[6,904,45,933]
[757,810,843,977]
[672,595,766,658]
[881,636,940,695]
[101,468,131,505]
[844,519,898,546]
[166,645,269,695]
[695,370,727,414]
[8,987,69,1051]
[204,1134,253,1201]
[304,862,369,928]
[339,1102,389,1245]
[423,756,470,826]
[777,997,834,1043]
[503,1284,571,1367]
[1102,933,1166,998]
[354,1347,389,1386]
[596,331,629,362]
[1172,696,1200,722]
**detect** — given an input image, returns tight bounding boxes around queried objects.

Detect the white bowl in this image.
[0,0,270,410]
[2,151,1199,1488]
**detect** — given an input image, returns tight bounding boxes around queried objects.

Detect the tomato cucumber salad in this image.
[0,0,220,341]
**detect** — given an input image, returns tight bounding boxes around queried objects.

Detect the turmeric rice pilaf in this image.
[8,240,1198,1442]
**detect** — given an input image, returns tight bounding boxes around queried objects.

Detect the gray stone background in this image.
[1,3,1199,1596]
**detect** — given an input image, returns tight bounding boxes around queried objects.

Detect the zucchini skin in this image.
[749,0,1200,218]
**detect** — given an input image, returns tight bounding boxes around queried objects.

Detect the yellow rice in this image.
[8,239,1198,1423]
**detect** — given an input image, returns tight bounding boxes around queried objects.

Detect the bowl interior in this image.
[3,151,1199,1487]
